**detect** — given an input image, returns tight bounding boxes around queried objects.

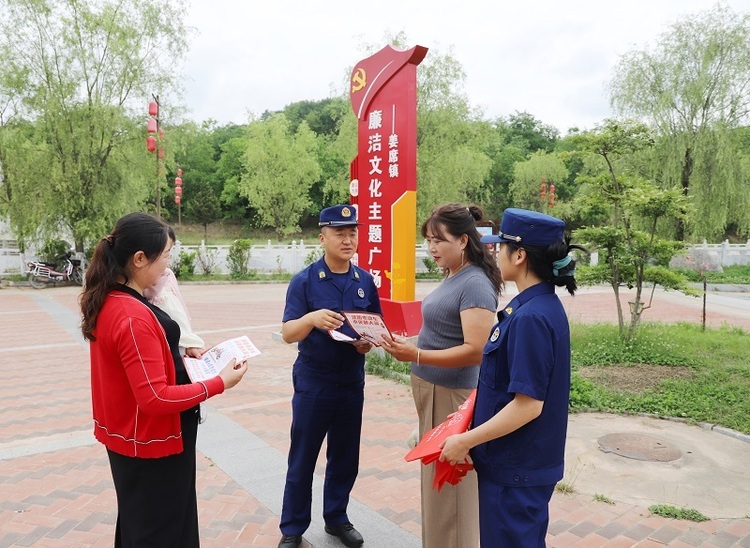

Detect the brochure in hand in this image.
[328,311,392,347]
[183,335,261,383]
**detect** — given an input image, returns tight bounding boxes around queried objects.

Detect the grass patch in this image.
[675,264,750,284]
[366,320,750,435]
[648,504,710,522]
[593,493,615,505]
[365,351,411,385]
[570,322,750,434]
[555,482,575,494]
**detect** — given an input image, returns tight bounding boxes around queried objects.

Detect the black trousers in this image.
[108,408,200,548]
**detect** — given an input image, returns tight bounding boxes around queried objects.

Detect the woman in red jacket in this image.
[80,212,247,547]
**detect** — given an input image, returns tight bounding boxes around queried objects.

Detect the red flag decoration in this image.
[405,389,477,491]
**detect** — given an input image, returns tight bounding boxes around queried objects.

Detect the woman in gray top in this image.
[381,203,501,548]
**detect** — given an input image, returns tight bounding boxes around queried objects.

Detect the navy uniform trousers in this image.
[279,369,364,535]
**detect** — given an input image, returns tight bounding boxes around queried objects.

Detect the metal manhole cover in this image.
[598,433,682,462]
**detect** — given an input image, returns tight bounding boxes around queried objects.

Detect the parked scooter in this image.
[26,251,84,289]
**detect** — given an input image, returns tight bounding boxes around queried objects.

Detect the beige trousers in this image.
[411,374,479,548]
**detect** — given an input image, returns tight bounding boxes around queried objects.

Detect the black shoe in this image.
[277,534,302,548]
[325,522,364,547]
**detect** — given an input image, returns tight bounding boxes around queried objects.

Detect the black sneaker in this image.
[325,522,364,547]
[277,534,302,548]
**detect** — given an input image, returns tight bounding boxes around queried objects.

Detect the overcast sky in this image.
[181,0,746,135]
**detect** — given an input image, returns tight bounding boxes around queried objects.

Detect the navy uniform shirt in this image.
[282,256,382,384]
[471,282,571,486]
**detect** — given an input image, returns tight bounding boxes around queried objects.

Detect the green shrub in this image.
[422,256,439,275]
[227,239,253,278]
[173,250,196,279]
[40,239,71,263]
[305,246,324,265]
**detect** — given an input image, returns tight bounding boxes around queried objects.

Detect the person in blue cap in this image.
[438,207,586,547]
[277,204,381,548]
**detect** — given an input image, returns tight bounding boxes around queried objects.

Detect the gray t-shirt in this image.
[411,264,499,389]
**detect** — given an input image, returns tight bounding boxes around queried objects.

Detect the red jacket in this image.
[90,290,224,458]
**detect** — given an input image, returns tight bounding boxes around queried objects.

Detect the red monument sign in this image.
[349,44,428,336]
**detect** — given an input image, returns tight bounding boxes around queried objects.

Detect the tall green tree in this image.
[509,150,568,211]
[0,0,189,250]
[0,119,51,248]
[610,4,750,240]
[502,111,559,154]
[572,120,691,339]
[238,114,321,240]
[167,120,221,222]
[414,44,493,222]
[184,181,221,242]
[217,136,252,221]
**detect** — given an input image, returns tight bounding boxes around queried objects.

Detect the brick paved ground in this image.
[0,283,749,547]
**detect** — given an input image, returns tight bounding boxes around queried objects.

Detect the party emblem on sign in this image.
[358,288,364,298]
[341,206,352,218]
[351,68,366,92]
[490,326,500,342]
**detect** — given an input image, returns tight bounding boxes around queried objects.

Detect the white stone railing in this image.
[2,238,749,276]
[688,240,750,267]
[167,240,435,275]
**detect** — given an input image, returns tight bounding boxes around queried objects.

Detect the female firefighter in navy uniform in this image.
[439,208,585,547]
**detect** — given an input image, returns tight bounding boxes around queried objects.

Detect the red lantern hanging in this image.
[175,176,182,187]
[147,118,157,133]
[149,101,159,117]
[147,135,156,152]
[175,186,183,196]
[540,183,547,200]
[158,128,165,140]
[175,195,181,205]
[548,184,556,208]
[177,168,182,177]
[158,148,165,159]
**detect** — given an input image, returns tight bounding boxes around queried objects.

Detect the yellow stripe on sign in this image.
[390,191,417,301]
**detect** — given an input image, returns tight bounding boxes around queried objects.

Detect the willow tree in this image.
[239,114,321,240]
[417,42,495,220]
[0,0,189,250]
[609,4,750,240]
[509,150,568,211]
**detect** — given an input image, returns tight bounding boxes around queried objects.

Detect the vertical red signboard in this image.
[350,45,428,336]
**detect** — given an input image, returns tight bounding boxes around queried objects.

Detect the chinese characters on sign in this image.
[349,45,427,305]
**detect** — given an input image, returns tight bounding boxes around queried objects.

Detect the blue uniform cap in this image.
[480,208,565,247]
[319,205,361,227]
